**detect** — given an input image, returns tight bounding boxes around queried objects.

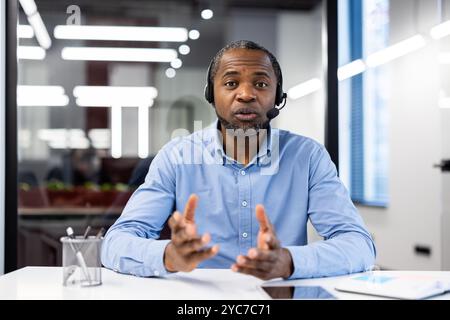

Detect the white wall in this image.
[358,0,446,270]
[275,7,325,144]
[0,0,6,275]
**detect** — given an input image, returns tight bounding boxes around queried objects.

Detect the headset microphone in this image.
[266,93,287,120]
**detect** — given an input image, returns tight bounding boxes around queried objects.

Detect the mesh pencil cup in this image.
[61,236,103,287]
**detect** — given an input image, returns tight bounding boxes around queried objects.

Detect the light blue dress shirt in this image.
[101,120,376,279]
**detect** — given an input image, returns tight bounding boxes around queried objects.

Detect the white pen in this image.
[66,227,92,285]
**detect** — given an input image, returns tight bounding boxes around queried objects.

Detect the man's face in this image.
[213,49,278,132]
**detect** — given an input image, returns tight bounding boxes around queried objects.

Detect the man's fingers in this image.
[169,211,199,243]
[255,205,272,233]
[177,237,209,255]
[235,255,274,273]
[168,211,184,232]
[247,248,277,262]
[183,194,198,223]
[232,264,269,280]
[187,245,219,264]
[265,234,281,250]
[171,227,202,246]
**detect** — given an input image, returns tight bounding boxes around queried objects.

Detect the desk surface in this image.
[1,267,450,300]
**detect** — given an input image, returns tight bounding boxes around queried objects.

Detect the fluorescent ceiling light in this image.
[165,68,176,78]
[48,140,90,149]
[38,129,84,141]
[54,25,188,42]
[138,106,149,159]
[189,29,200,40]
[288,78,322,100]
[76,97,154,108]
[111,105,122,159]
[62,47,177,62]
[18,25,34,38]
[18,0,37,16]
[430,20,450,39]
[18,46,46,60]
[38,129,90,149]
[366,35,426,68]
[38,129,89,149]
[19,85,65,96]
[439,53,450,64]
[18,85,69,106]
[74,86,157,107]
[170,58,182,69]
[179,44,190,55]
[89,129,111,149]
[18,95,69,107]
[201,9,214,20]
[27,12,52,49]
[439,98,450,109]
[338,59,366,81]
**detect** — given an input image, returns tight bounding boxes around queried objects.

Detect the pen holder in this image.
[61,236,103,287]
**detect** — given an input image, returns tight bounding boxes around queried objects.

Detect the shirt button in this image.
[154,270,160,276]
[240,170,246,176]
[242,233,248,238]
[241,200,248,207]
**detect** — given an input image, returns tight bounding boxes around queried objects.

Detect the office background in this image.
[1,0,450,275]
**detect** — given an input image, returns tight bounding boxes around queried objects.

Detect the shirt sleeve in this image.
[101,144,177,277]
[285,144,376,279]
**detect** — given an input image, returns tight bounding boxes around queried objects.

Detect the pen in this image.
[83,226,92,239]
[95,227,105,239]
[81,227,105,266]
[66,227,92,285]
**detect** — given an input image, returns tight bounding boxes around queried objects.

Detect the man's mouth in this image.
[234,109,259,121]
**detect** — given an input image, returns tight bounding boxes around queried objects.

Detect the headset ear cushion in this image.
[204,83,214,104]
[276,83,283,106]
[204,84,210,102]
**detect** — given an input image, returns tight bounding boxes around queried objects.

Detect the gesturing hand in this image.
[164,194,219,273]
[232,205,293,280]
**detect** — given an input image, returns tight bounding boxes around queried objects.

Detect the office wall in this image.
[275,7,325,144]
[358,0,447,270]
[0,0,6,275]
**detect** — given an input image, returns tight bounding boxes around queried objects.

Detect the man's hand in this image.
[164,194,219,273]
[232,205,293,280]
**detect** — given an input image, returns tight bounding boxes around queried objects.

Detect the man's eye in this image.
[225,81,237,87]
[256,82,268,88]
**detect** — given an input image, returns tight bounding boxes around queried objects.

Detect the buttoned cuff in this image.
[143,239,172,277]
[285,246,317,280]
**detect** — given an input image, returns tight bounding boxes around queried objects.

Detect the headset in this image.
[204,57,287,120]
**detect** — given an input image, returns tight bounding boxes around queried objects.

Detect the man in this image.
[101,40,376,280]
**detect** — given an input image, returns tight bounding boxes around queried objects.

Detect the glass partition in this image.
[16,0,325,267]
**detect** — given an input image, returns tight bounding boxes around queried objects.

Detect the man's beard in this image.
[216,113,270,135]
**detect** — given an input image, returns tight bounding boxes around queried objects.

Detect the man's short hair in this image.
[209,40,282,85]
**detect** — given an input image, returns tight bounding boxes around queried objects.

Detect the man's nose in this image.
[237,83,256,102]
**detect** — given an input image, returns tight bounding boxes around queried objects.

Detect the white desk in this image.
[0,267,450,300]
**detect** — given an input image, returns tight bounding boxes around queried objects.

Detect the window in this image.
[339,0,390,206]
